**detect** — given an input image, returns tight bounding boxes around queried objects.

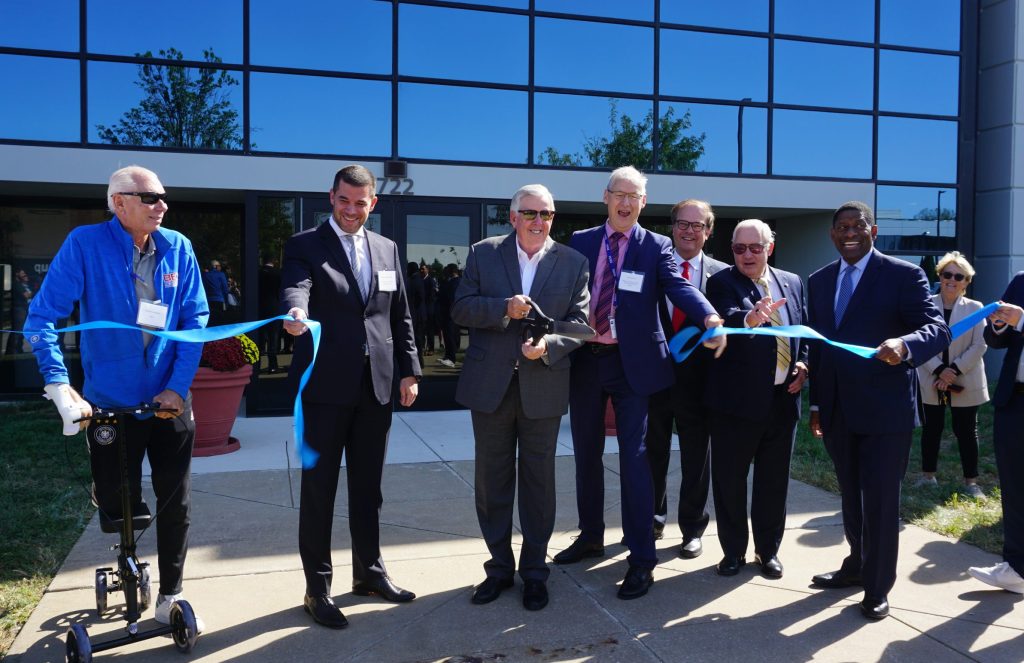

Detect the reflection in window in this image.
[535,0,652,21]
[0,55,79,141]
[165,207,244,324]
[534,95,654,168]
[880,0,960,51]
[660,0,767,31]
[89,59,243,150]
[0,0,77,50]
[407,215,470,275]
[251,0,390,74]
[660,30,767,102]
[879,51,959,116]
[876,185,957,255]
[399,84,527,162]
[87,0,243,63]
[774,0,873,42]
[486,205,512,239]
[456,0,527,7]
[535,18,652,94]
[661,102,767,174]
[250,74,390,156]
[772,110,872,178]
[877,117,958,183]
[774,40,873,110]
[400,5,527,84]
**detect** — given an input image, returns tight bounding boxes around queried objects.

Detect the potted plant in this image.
[189,334,259,456]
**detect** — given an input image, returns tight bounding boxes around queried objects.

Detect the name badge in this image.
[378,270,397,292]
[136,299,169,330]
[619,270,645,293]
[609,317,618,340]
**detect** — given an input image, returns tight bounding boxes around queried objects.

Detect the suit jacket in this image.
[807,249,950,434]
[280,222,421,406]
[658,253,728,378]
[705,265,808,421]
[569,224,716,396]
[986,272,1024,408]
[916,294,989,407]
[452,234,591,419]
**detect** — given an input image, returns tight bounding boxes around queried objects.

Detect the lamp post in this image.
[936,190,946,240]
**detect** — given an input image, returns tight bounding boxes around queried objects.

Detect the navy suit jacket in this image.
[569,223,716,396]
[986,272,1024,408]
[807,249,949,435]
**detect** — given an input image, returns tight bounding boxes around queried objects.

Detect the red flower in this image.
[200,337,249,372]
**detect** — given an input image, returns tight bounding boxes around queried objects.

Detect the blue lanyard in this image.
[603,231,626,310]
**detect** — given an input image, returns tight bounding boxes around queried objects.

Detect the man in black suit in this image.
[807,201,949,620]
[282,165,422,629]
[705,219,807,579]
[644,199,727,559]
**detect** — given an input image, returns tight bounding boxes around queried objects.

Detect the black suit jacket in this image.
[280,222,421,406]
[658,253,728,382]
[987,272,1024,408]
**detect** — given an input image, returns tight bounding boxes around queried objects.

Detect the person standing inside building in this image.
[437,263,462,368]
[257,254,282,373]
[5,268,33,354]
[202,259,229,324]
[422,264,439,356]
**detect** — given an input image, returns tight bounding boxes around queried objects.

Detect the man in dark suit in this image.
[453,184,592,611]
[282,165,422,629]
[555,166,726,600]
[705,219,807,579]
[644,199,727,559]
[807,201,949,620]
[968,276,1024,594]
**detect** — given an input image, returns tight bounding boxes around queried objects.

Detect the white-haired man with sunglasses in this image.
[25,165,210,629]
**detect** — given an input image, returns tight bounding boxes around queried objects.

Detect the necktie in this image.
[834,264,854,326]
[594,231,624,336]
[672,261,691,332]
[756,276,791,373]
[344,234,369,301]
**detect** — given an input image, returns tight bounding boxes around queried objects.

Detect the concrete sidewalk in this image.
[7,411,1023,662]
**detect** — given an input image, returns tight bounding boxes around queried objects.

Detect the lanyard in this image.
[603,229,629,310]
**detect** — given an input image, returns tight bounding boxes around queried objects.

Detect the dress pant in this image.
[471,374,560,581]
[88,398,195,596]
[710,386,797,559]
[919,403,980,477]
[299,362,393,596]
[994,390,1024,576]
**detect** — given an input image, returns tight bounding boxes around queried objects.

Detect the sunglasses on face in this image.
[119,191,168,205]
[731,243,767,255]
[940,271,966,282]
[518,209,554,221]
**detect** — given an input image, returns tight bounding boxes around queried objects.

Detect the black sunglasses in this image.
[940,271,966,282]
[119,191,168,205]
[731,243,767,255]
[518,209,555,221]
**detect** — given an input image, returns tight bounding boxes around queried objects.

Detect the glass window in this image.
[88,0,243,63]
[457,0,528,8]
[534,94,652,168]
[88,61,243,150]
[772,110,872,179]
[0,55,79,142]
[877,117,958,183]
[879,51,959,116]
[774,0,874,42]
[660,0,767,31]
[164,206,244,325]
[880,0,960,51]
[0,0,78,50]
[535,0,653,21]
[485,204,512,238]
[400,5,527,84]
[535,18,652,95]
[773,40,873,110]
[399,84,527,163]
[250,74,390,156]
[660,30,767,102]
[876,185,957,256]
[661,102,767,174]
[251,0,390,74]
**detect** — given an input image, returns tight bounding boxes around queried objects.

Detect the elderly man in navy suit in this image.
[807,201,949,620]
[554,166,726,600]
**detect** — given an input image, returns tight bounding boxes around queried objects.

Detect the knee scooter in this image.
[64,403,199,662]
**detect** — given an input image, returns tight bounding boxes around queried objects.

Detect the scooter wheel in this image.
[170,600,199,652]
[94,571,108,614]
[65,624,92,662]
[138,565,151,612]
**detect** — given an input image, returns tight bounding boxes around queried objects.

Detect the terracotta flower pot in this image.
[189,364,253,456]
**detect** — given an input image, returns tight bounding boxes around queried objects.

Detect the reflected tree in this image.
[913,207,955,221]
[96,48,242,150]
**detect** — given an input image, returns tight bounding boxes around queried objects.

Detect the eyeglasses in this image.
[940,271,966,282]
[118,191,168,205]
[606,190,643,203]
[517,209,555,221]
[731,243,767,255]
[673,221,707,232]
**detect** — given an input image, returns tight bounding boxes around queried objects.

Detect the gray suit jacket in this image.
[452,233,591,419]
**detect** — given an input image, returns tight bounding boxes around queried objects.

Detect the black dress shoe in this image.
[303,594,348,629]
[352,575,416,602]
[618,566,654,600]
[553,538,604,564]
[679,536,703,559]
[471,576,514,605]
[522,580,549,611]
[716,556,747,576]
[860,596,889,620]
[811,569,862,589]
[755,554,784,579]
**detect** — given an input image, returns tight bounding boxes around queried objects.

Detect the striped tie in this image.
[756,276,791,373]
[594,232,624,335]
[834,264,854,326]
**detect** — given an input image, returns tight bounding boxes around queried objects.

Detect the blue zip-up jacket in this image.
[26,217,210,408]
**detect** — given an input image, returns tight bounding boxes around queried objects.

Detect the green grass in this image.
[0,401,95,657]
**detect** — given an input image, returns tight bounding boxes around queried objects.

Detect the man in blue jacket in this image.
[26,165,209,628]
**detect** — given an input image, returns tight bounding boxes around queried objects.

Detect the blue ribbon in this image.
[12,316,322,469]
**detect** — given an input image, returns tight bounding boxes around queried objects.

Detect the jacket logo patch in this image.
[163,272,178,287]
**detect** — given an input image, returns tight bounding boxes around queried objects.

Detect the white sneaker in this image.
[963,484,985,499]
[914,476,938,487]
[967,562,1024,594]
[437,358,455,368]
[155,593,206,633]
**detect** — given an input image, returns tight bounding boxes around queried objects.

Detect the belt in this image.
[587,343,619,356]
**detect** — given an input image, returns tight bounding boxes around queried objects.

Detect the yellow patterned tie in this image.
[756,276,791,373]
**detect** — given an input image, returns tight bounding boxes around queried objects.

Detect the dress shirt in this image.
[589,222,634,345]
[665,250,703,319]
[833,251,871,310]
[329,217,371,298]
[516,239,549,296]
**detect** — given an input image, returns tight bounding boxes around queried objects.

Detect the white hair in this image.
[510,184,554,213]
[106,165,161,213]
[732,218,775,244]
[607,165,647,195]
